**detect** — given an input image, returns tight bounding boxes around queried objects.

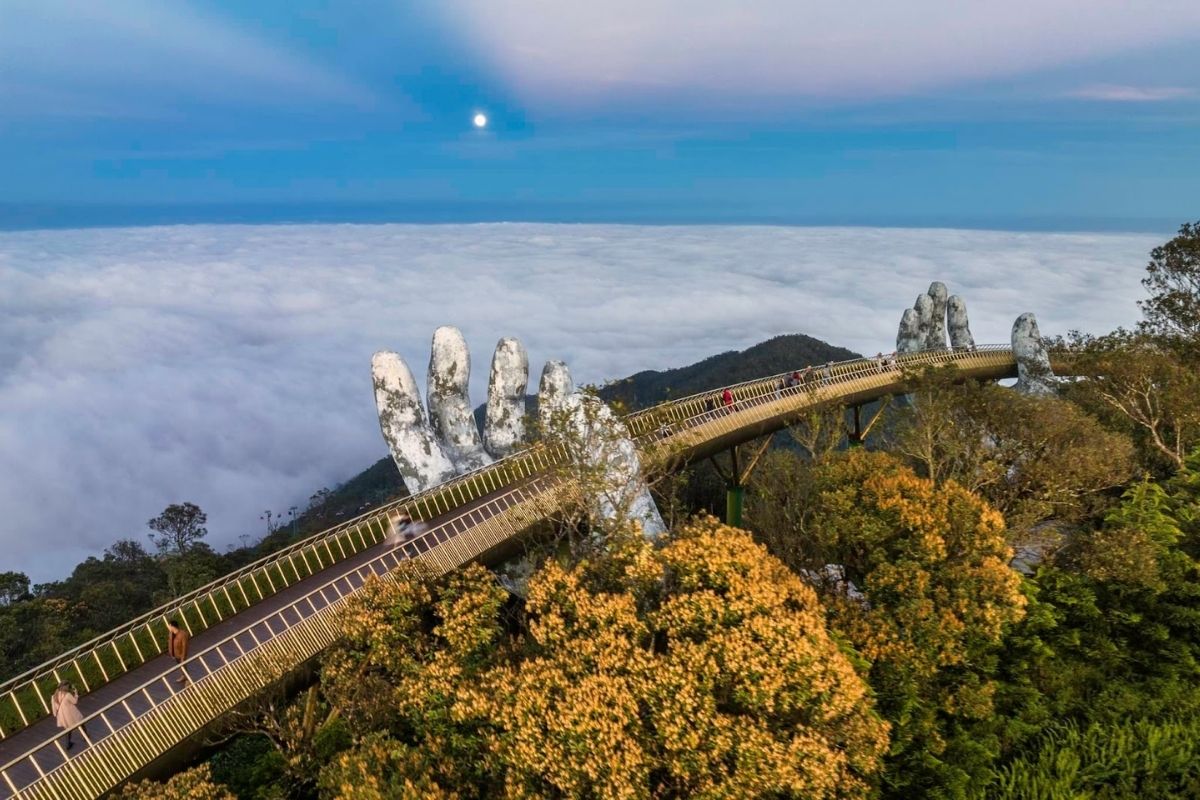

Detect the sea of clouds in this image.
[0,223,1157,581]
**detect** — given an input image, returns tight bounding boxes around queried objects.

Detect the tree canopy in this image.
[320,518,890,799]
[1140,219,1200,346]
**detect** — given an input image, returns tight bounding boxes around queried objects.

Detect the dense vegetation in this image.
[29,221,1200,797]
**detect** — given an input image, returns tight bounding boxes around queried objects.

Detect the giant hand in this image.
[1010,313,1056,396]
[372,326,666,537]
[895,282,1055,395]
[897,281,974,353]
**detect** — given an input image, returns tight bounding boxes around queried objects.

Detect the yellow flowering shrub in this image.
[115,765,235,800]
[749,449,1028,795]
[320,521,889,799]
[801,451,1024,688]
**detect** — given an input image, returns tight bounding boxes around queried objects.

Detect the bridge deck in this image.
[0,486,515,800]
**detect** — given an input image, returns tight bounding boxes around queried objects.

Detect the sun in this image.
[473,113,488,129]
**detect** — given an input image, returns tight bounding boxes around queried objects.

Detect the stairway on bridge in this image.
[0,345,1027,799]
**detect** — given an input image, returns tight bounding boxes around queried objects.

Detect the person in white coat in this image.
[51,682,85,751]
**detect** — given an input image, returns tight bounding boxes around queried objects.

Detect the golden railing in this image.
[1,480,560,800]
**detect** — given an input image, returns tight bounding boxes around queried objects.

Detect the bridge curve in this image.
[0,344,1034,799]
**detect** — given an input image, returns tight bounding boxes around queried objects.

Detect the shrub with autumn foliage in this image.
[319,518,890,799]
[115,765,235,800]
[748,449,1028,797]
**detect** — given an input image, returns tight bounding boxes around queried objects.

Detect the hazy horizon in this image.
[0,203,1186,236]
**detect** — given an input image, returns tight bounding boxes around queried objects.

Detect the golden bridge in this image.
[0,345,1036,799]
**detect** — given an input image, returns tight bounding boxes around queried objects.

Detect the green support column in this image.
[726,486,744,527]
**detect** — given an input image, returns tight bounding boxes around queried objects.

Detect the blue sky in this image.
[1,0,1198,228]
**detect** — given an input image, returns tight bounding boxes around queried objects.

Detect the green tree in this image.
[890,366,1135,527]
[147,502,209,555]
[147,502,218,598]
[984,458,1200,777]
[1140,219,1200,346]
[0,572,30,605]
[986,718,1200,800]
[1062,331,1200,473]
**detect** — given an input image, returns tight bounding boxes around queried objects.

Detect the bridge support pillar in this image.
[726,485,744,528]
[709,438,772,529]
[726,443,743,526]
[847,399,891,447]
[849,405,864,447]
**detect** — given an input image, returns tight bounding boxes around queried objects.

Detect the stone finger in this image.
[484,337,529,458]
[913,293,934,350]
[560,393,666,540]
[427,326,491,472]
[947,295,975,349]
[897,308,922,353]
[372,351,457,494]
[537,360,574,432]
[926,281,948,349]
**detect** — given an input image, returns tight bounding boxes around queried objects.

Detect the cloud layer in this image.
[0,223,1156,581]
[443,0,1200,108]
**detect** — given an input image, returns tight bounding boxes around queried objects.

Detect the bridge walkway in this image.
[0,484,536,800]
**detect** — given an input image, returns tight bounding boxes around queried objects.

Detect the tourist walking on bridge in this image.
[167,618,190,685]
[722,387,734,413]
[51,682,84,751]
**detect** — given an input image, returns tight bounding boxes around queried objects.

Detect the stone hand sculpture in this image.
[895,283,1054,395]
[372,326,666,537]
[897,281,973,353]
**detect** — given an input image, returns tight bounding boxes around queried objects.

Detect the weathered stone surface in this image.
[558,393,667,539]
[947,295,975,349]
[371,351,457,493]
[537,360,574,432]
[899,283,975,354]
[926,281,948,349]
[1012,312,1056,396]
[427,326,492,472]
[484,337,528,458]
[376,331,665,546]
[914,293,934,348]
[897,308,923,353]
